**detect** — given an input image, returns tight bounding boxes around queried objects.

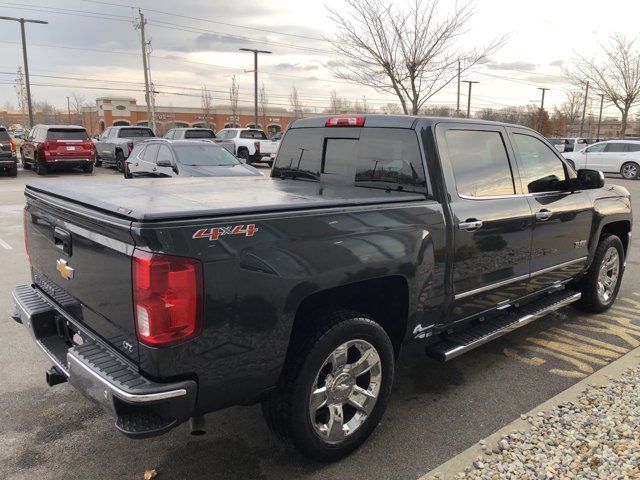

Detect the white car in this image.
[563,140,640,179]
[216,128,280,165]
[560,137,589,153]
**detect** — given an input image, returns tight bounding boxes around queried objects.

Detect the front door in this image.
[437,124,534,322]
[510,129,593,288]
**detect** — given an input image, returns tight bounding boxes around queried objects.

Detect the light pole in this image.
[537,87,550,133]
[66,96,71,124]
[0,16,48,129]
[239,48,272,129]
[462,80,479,118]
[596,94,604,139]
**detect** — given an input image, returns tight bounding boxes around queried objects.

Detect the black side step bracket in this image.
[425,290,581,362]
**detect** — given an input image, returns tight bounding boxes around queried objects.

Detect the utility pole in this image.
[239,48,272,129]
[580,81,589,138]
[537,87,550,132]
[462,80,479,119]
[456,59,461,116]
[0,16,48,129]
[135,9,153,132]
[596,93,604,139]
[66,96,71,124]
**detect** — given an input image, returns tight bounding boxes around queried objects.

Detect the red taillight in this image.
[132,250,203,347]
[254,141,260,153]
[9,141,15,153]
[23,208,29,258]
[325,115,365,127]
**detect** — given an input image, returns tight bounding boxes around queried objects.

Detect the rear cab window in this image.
[118,128,154,138]
[46,128,89,141]
[272,127,427,193]
[240,130,267,140]
[185,129,215,139]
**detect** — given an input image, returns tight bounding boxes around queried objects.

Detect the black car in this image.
[124,139,261,178]
[0,126,17,176]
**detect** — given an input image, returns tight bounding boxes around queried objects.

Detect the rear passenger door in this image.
[134,143,159,177]
[510,129,592,287]
[436,124,534,322]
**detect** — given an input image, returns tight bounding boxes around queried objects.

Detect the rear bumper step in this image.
[425,289,581,362]
[12,284,197,438]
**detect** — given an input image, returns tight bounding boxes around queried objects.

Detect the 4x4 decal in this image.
[192,224,258,241]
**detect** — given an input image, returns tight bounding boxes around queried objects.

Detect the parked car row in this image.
[3,123,281,178]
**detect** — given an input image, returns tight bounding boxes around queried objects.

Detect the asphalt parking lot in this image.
[1,165,639,480]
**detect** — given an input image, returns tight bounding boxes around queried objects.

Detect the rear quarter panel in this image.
[130,200,446,412]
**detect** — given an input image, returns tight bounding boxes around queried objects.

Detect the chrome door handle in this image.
[458,220,483,231]
[536,209,553,221]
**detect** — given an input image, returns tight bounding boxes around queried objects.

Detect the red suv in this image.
[0,126,17,177]
[21,125,94,175]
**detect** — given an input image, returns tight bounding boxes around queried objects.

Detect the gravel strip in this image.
[428,365,640,479]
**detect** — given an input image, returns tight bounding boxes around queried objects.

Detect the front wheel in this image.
[620,162,639,180]
[262,311,394,461]
[94,150,102,167]
[575,234,624,313]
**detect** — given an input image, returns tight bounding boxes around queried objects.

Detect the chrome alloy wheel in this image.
[622,163,638,179]
[597,246,620,304]
[309,339,382,443]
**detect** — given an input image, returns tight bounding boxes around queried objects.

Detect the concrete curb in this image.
[419,346,640,480]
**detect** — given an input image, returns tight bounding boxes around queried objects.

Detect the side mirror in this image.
[576,169,605,189]
[156,159,173,168]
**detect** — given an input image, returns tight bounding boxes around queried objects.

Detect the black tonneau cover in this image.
[25,177,425,222]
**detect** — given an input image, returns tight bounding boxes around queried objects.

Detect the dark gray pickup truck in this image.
[94,125,155,172]
[12,115,632,461]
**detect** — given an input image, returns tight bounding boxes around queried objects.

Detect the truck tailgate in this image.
[25,188,139,363]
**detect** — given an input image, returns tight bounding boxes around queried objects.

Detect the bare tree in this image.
[3,100,14,110]
[381,102,402,114]
[201,85,214,129]
[565,34,640,137]
[34,100,55,124]
[229,76,239,127]
[327,0,505,115]
[259,82,269,129]
[329,90,341,114]
[560,90,584,129]
[70,92,86,116]
[289,85,302,119]
[14,66,27,126]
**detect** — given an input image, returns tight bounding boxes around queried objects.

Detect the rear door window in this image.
[626,143,640,153]
[46,128,89,141]
[185,129,215,139]
[445,130,515,197]
[605,142,627,153]
[143,144,160,163]
[156,145,174,164]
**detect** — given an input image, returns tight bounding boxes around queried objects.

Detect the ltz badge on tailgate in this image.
[192,224,258,241]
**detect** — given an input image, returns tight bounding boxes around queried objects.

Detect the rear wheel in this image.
[83,163,94,174]
[620,162,639,179]
[115,150,125,172]
[575,234,624,313]
[35,158,47,176]
[262,310,394,461]
[8,163,17,177]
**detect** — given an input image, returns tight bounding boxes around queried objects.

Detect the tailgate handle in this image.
[53,227,72,255]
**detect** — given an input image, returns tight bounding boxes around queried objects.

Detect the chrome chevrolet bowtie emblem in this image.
[56,258,74,280]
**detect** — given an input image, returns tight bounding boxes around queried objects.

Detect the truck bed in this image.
[25,176,425,222]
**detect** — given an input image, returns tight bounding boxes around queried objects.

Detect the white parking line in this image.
[0,238,12,250]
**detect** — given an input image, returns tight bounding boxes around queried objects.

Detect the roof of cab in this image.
[288,114,537,133]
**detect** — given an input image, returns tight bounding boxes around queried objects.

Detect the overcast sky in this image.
[0,0,639,117]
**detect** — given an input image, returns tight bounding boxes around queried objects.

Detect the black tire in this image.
[83,163,94,174]
[115,150,125,172]
[21,151,31,169]
[262,310,394,461]
[237,148,249,161]
[8,163,17,177]
[620,162,639,180]
[124,165,132,179]
[35,158,47,176]
[94,150,102,167]
[575,234,624,313]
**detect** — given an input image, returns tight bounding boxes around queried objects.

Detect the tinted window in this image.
[108,129,117,139]
[143,144,160,162]
[118,128,154,138]
[240,130,267,140]
[185,129,215,139]
[174,144,239,166]
[46,128,89,141]
[605,143,626,153]
[513,134,566,193]
[626,143,640,153]
[585,143,606,153]
[446,130,515,197]
[273,127,427,191]
[156,145,173,164]
[0,128,10,141]
[164,130,175,139]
